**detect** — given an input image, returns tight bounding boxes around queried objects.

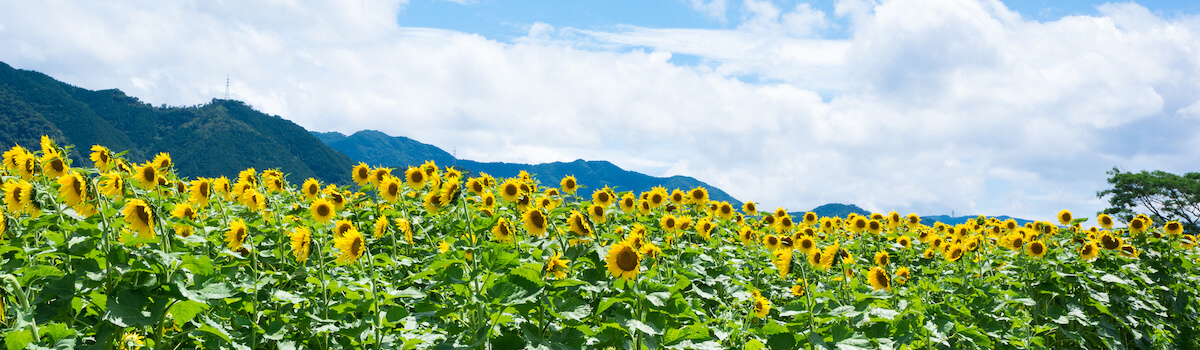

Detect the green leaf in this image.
[168,300,208,326]
[745,339,766,350]
[4,329,32,350]
[1100,274,1128,285]
[645,292,671,307]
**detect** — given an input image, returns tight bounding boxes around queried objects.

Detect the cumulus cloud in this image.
[0,0,1198,222]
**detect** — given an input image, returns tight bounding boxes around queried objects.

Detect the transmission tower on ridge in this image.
[224,76,230,100]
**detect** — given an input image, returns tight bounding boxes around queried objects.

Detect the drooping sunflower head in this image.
[1119,244,1140,258]
[171,202,198,221]
[868,266,891,291]
[1079,241,1100,261]
[334,227,366,265]
[544,251,570,279]
[225,219,249,251]
[90,145,113,170]
[41,154,66,178]
[1099,232,1122,250]
[567,211,592,237]
[122,199,155,238]
[874,251,890,267]
[752,297,770,318]
[373,215,390,239]
[352,163,371,185]
[491,217,515,243]
[152,152,172,171]
[522,208,548,237]
[289,227,311,263]
[605,241,641,281]
[772,249,793,279]
[56,172,87,207]
[895,266,911,285]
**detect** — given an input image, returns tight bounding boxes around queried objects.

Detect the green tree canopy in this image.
[1097,167,1200,233]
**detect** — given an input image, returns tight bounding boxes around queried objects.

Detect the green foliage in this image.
[0,62,354,185]
[1098,167,1200,232]
[319,129,743,206]
[0,138,1196,349]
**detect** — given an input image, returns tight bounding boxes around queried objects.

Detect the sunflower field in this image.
[0,136,1197,350]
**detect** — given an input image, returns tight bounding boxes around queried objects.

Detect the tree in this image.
[1097,168,1200,233]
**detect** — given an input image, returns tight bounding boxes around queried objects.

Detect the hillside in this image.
[0,62,354,183]
[316,130,743,206]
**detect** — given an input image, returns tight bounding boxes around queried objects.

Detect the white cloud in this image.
[684,0,729,22]
[0,0,1198,222]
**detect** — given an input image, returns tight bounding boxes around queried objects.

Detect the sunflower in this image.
[668,189,686,205]
[119,332,145,350]
[3,180,34,215]
[777,215,795,232]
[1006,233,1025,250]
[894,266,911,285]
[1079,241,1100,261]
[41,155,66,178]
[588,204,607,224]
[171,202,198,221]
[867,266,891,291]
[334,227,366,264]
[1027,240,1047,258]
[742,201,758,216]
[618,193,636,213]
[56,172,87,207]
[289,227,311,263]
[696,218,715,240]
[605,241,641,281]
[772,249,792,279]
[592,186,615,207]
[498,179,523,203]
[90,145,113,170]
[372,215,390,239]
[121,199,155,238]
[557,175,578,194]
[1098,232,1122,250]
[874,251,889,266]
[791,280,808,297]
[763,235,781,250]
[1128,218,1147,235]
[1119,244,1140,258]
[752,297,771,318]
[310,198,336,223]
[352,163,371,185]
[487,217,514,244]
[522,208,548,237]
[820,243,841,268]
[369,167,392,187]
[660,214,678,232]
[225,219,249,251]
[544,251,569,279]
[849,216,869,233]
[96,172,124,198]
[566,211,592,237]
[133,163,158,190]
[423,191,445,214]
[716,202,735,221]
[797,235,816,254]
[1097,214,1114,229]
[867,220,883,235]
[1164,221,1184,236]
[646,188,667,208]
[896,235,912,249]
[943,244,965,262]
[807,248,826,270]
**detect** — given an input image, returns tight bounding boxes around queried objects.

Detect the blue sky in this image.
[1,0,1198,222]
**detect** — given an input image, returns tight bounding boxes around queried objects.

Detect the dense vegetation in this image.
[1,137,1196,349]
[1099,167,1200,234]
[0,62,354,184]
[316,130,741,206]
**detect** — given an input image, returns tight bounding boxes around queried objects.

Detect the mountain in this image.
[316,130,742,206]
[801,203,872,219]
[0,61,354,183]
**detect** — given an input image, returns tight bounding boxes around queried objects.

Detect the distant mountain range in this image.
[0,60,1030,224]
[0,61,353,183]
[313,130,742,206]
